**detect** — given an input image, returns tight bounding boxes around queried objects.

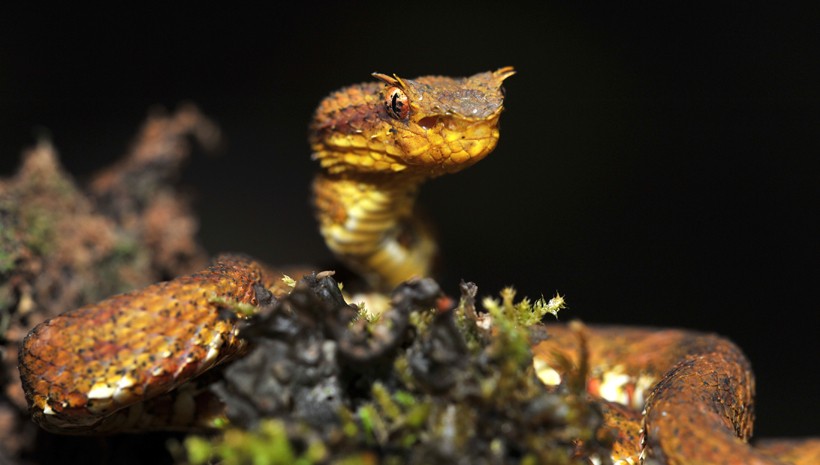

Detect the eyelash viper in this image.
[17,69,819,464]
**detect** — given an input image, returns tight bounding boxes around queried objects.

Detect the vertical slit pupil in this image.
[391,92,401,115]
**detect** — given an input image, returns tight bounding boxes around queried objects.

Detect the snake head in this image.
[311,67,515,179]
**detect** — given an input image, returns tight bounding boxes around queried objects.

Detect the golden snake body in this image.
[17,69,820,464]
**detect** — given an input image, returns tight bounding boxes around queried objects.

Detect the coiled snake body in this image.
[18,69,819,464]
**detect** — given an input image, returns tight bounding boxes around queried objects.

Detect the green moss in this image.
[0,220,18,275]
[480,288,563,370]
[184,420,328,465]
[353,302,378,324]
[0,250,14,275]
[482,287,564,328]
[22,207,56,256]
[366,383,430,446]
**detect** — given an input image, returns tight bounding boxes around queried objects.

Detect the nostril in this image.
[417,116,439,129]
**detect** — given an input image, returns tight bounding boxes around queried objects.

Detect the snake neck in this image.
[312,173,436,291]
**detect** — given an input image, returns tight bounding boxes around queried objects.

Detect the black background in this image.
[2,3,818,438]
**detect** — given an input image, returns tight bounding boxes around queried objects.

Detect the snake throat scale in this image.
[17,69,819,465]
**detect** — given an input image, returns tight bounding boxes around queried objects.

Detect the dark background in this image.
[2,3,817,438]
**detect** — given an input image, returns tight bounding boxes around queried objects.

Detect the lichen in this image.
[0,107,218,462]
[179,275,605,465]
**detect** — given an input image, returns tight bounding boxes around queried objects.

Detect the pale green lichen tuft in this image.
[282,274,297,288]
[481,287,565,367]
[482,287,565,328]
[353,302,377,324]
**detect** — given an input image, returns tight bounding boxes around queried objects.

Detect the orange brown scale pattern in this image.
[534,325,820,465]
[19,254,285,433]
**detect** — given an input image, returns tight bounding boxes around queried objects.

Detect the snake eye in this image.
[384,86,410,120]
